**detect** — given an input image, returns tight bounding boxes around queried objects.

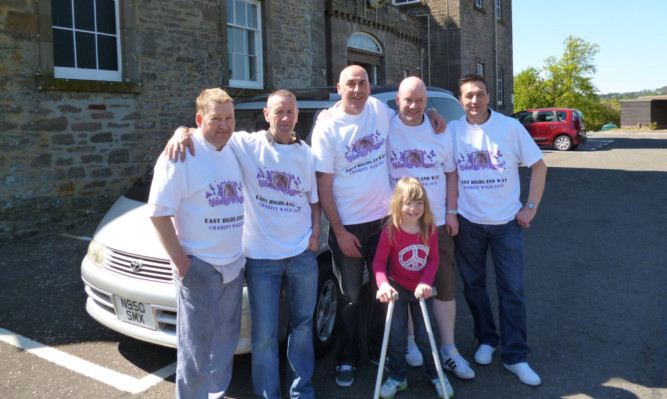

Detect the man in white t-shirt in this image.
[310,66,446,387]
[446,74,547,386]
[149,88,245,399]
[166,90,321,399]
[233,91,320,399]
[388,77,474,384]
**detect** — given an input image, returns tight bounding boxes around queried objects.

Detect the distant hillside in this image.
[600,86,667,100]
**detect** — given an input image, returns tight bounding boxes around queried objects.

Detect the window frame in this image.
[475,0,483,9]
[52,0,123,82]
[227,0,264,90]
[392,0,423,6]
[476,62,484,79]
[495,0,502,20]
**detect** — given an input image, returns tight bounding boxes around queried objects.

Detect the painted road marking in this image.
[60,233,93,241]
[0,328,175,394]
[586,138,614,151]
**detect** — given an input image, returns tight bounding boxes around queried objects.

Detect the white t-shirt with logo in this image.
[387,114,457,226]
[446,109,544,225]
[311,96,393,225]
[228,131,318,259]
[148,129,245,280]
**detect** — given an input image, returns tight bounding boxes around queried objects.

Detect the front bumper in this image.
[81,256,252,353]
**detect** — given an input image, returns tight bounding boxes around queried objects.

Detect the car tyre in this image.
[313,256,338,358]
[554,134,573,151]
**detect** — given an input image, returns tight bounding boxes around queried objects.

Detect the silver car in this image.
[80,86,464,354]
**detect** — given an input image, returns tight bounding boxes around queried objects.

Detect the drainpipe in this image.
[416,14,430,86]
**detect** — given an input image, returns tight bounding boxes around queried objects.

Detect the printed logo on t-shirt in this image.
[206,180,243,207]
[390,149,438,170]
[256,168,303,197]
[456,150,506,171]
[398,244,429,272]
[344,131,385,162]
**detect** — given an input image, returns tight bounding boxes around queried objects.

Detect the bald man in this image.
[310,67,446,387]
[387,78,470,395]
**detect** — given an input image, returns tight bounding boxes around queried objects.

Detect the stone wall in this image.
[2,0,230,241]
[265,1,328,88]
[401,0,513,113]
[326,0,421,84]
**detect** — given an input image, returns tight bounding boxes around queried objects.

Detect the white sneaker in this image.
[379,377,407,399]
[431,376,454,398]
[406,335,423,367]
[503,362,541,386]
[441,347,475,379]
[474,344,495,365]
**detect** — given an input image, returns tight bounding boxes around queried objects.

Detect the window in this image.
[476,62,484,78]
[475,0,483,8]
[557,111,567,122]
[516,112,534,124]
[495,0,502,19]
[347,33,383,55]
[497,68,503,105]
[536,111,555,122]
[393,0,423,5]
[227,0,263,89]
[51,0,122,82]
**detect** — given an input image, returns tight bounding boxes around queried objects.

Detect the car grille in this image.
[103,248,173,283]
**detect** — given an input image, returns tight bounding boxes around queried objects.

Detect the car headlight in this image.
[86,239,106,268]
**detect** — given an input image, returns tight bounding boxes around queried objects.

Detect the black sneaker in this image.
[335,364,356,387]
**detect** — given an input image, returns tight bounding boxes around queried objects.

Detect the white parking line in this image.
[60,233,93,241]
[0,328,175,394]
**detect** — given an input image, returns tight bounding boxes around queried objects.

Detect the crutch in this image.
[373,291,399,399]
[419,295,448,398]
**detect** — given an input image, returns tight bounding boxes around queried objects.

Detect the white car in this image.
[80,86,464,354]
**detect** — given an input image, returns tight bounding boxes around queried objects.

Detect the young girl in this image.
[373,177,453,399]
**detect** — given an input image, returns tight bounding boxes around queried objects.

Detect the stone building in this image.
[0,0,512,240]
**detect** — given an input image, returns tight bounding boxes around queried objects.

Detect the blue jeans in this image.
[328,218,387,365]
[386,283,440,381]
[245,250,318,399]
[174,256,244,399]
[454,216,529,364]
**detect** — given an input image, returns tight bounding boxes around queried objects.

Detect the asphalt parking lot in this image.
[1,131,665,399]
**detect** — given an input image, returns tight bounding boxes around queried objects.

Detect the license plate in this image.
[114,296,157,330]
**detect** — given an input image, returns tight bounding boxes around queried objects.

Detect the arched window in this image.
[347,33,383,55]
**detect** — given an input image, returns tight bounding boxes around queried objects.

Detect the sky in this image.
[512,0,666,94]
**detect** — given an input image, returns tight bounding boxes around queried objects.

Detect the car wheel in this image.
[554,134,573,151]
[313,256,338,357]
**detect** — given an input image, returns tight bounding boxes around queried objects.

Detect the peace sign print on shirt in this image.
[398,244,429,272]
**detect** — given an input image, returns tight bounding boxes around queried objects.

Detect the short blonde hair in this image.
[196,88,233,115]
[385,177,436,247]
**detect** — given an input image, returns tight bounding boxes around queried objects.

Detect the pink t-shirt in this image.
[373,225,439,292]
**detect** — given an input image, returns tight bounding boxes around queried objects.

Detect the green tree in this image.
[513,36,619,130]
[513,67,549,111]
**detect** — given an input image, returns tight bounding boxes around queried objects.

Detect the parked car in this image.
[512,108,587,151]
[80,86,464,355]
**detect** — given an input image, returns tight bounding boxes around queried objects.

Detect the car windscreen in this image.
[124,169,153,203]
[385,97,465,124]
[235,108,318,142]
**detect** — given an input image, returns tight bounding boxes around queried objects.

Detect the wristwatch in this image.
[446,209,458,215]
[526,202,537,210]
